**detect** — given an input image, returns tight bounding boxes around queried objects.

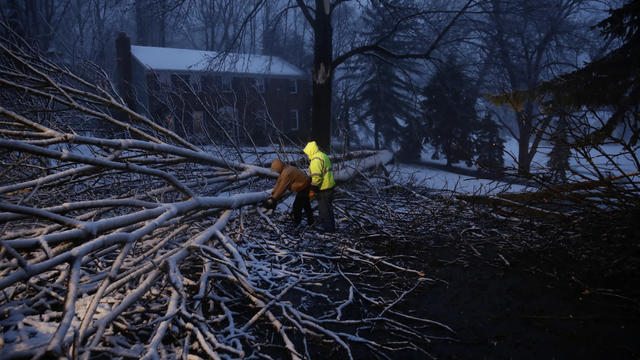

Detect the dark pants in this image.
[292,187,314,225]
[316,188,335,232]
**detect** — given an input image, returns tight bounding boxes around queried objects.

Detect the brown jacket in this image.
[270,159,311,200]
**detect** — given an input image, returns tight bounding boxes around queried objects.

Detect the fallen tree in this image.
[0,28,440,359]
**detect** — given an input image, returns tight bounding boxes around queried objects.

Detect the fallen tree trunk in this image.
[0,29,439,360]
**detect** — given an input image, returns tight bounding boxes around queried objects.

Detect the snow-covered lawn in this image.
[392,163,530,195]
[399,137,640,195]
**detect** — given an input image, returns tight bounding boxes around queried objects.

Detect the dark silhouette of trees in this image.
[293,0,476,153]
[421,58,477,167]
[353,2,421,151]
[0,0,69,53]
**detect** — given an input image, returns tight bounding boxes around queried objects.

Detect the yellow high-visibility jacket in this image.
[303,141,335,190]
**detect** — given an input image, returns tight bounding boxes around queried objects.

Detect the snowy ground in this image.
[392,138,640,195]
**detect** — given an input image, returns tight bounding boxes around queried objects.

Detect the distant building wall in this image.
[115,36,310,145]
[140,71,310,145]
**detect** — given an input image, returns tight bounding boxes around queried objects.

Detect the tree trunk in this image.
[517,110,532,176]
[311,0,333,153]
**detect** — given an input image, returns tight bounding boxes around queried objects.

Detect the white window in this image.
[287,109,299,131]
[191,75,201,92]
[221,76,232,92]
[254,78,265,93]
[219,106,237,122]
[192,111,204,132]
[158,72,170,85]
[288,79,297,94]
[171,74,190,89]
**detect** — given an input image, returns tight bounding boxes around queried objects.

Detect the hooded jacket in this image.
[269,158,311,200]
[303,141,335,191]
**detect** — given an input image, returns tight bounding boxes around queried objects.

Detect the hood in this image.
[303,141,319,157]
[270,158,285,173]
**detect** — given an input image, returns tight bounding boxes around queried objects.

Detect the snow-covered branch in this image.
[0,35,441,359]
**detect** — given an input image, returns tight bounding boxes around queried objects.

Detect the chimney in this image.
[115,32,135,111]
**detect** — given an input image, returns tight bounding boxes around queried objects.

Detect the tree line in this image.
[0,0,631,179]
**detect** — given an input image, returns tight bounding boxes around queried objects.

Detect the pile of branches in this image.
[0,29,446,359]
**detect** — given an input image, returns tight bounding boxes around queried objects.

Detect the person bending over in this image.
[264,158,314,226]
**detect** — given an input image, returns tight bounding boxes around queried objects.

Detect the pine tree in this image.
[475,114,505,175]
[357,61,397,150]
[421,59,477,166]
[355,3,421,151]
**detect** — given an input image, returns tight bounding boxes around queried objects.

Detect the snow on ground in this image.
[392,163,530,195]
[396,137,640,195]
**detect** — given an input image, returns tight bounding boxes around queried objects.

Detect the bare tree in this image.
[55,0,132,70]
[481,0,602,176]
[0,30,452,359]
[458,0,640,235]
[0,0,71,53]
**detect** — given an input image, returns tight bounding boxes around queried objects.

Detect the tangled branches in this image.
[0,29,441,359]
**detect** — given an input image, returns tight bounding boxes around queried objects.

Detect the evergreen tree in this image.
[475,114,505,175]
[397,116,423,162]
[354,3,421,151]
[356,60,417,150]
[421,59,477,166]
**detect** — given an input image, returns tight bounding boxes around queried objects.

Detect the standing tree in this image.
[482,0,597,176]
[544,112,571,183]
[262,4,312,73]
[536,0,640,146]
[135,0,177,47]
[191,0,257,51]
[57,0,132,70]
[357,60,403,149]
[456,0,640,245]
[421,58,478,167]
[0,0,69,53]
[354,2,421,150]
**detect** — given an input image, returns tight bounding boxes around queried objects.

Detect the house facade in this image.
[115,33,311,145]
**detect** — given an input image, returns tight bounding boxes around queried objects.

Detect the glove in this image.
[264,197,276,209]
[308,188,316,201]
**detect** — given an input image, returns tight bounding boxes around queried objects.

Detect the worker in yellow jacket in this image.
[303,141,336,232]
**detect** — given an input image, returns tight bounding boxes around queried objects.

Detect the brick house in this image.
[115,33,311,145]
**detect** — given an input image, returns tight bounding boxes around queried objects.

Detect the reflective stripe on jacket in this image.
[303,141,335,190]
